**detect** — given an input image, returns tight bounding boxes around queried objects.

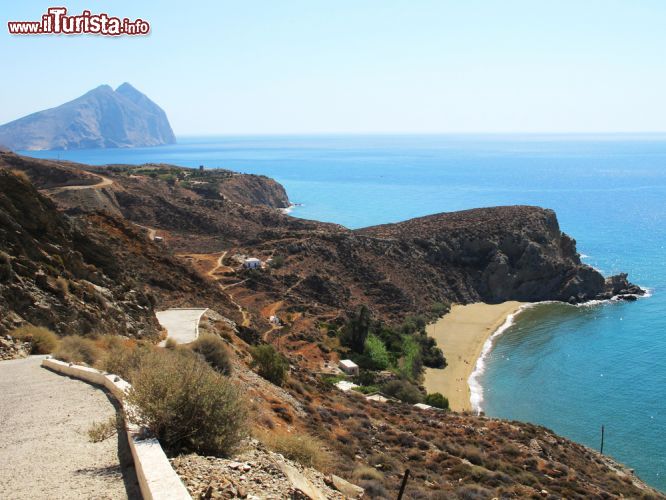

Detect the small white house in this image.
[366,393,391,403]
[413,403,434,411]
[338,359,359,376]
[154,236,164,243]
[269,315,281,326]
[335,380,359,392]
[243,257,262,269]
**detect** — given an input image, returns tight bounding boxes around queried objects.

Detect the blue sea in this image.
[23,134,666,491]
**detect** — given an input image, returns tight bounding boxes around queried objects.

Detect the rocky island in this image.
[0,152,657,499]
[0,83,175,151]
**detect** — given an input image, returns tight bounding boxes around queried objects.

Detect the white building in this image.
[338,359,359,376]
[269,315,281,326]
[243,257,262,269]
[413,403,434,410]
[335,380,359,392]
[366,393,391,403]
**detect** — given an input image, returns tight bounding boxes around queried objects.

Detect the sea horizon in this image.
[21,133,666,490]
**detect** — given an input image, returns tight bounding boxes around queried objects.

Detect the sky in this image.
[2,0,666,135]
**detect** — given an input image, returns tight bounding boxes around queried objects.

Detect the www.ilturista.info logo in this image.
[8,7,150,36]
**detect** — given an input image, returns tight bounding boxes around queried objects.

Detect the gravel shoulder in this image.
[0,356,139,499]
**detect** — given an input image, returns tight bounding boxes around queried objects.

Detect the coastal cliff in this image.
[234,206,642,321]
[0,83,176,151]
[357,206,642,304]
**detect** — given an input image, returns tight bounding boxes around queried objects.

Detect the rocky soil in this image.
[171,439,348,499]
[0,334,30,360]
[0,167,241,336]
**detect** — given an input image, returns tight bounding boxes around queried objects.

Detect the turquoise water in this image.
[23,135,666,490]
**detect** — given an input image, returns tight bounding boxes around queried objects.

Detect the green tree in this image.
[381,379,424,404]
[399,336,423,381]
[363,334,390,370]
[430,301,451,317]
[425,392,449,410]
[416,334,446,368]
[340,305,371,353]
[250,344,289,386]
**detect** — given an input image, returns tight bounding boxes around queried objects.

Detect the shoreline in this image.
[423,302,526,413]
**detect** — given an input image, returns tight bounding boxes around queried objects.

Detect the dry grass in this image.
[10,169,30,183]
[54,277,69,297]
[254,429,334,472]
[54,335,102,365]
[352,465,384,482]
[11,325,59,354]
[189,333,232,375]
[97,340,149,381]
[87,415,121,443]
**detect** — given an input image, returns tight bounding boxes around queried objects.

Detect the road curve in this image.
[0,356,138,499]
[156,308,208,345]
[43,173,114,195]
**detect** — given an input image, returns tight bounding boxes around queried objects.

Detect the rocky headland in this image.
[0,83,175,151]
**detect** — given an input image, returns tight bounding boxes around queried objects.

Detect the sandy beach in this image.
[424,301,525,412]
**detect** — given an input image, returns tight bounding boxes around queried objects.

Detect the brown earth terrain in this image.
[0,152,658,499]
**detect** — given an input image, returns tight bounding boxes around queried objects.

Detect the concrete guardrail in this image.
[42,358,191,500]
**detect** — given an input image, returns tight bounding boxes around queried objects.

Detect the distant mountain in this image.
[0,83,176,151]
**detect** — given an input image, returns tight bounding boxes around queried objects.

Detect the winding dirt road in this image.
[43,173,114,195]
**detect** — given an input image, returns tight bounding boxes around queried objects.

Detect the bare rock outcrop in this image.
[0,83,175,151]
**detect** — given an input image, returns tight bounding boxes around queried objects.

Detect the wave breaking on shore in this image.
[468,289,653,414]
[468,303,535,414]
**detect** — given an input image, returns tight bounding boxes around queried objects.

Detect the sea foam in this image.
[468,289,653,414]
[468,303,537,414]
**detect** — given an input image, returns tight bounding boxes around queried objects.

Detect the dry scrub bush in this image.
[10,169,30,183]
[54,335,102,365]
[11,326,59,354]
[87,415,121,443]
[250,344,289,386]
[255,430,333,471]
[0,251,12,282]
[189,334,232,375]
[352,465,384,482]
[126,350,246,456]
[54,277,69,297]
[98,340,149,381]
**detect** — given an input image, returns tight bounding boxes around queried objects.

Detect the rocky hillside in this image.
[0,83,175,151]
[0,169,239,336]
[1,153,641,324]
[231,208,642,322]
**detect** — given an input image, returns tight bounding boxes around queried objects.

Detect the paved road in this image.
[0,356,139,499]
[156,308,208,345]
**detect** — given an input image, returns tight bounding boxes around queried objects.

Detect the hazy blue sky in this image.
[3,1,666,134]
